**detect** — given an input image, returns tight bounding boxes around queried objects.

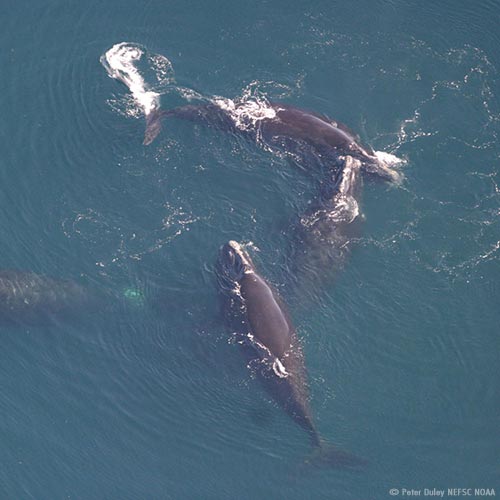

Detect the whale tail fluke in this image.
[143,108,168,145]
[305,441,368,469]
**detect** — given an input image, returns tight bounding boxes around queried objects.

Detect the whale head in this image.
[216,240,255,289]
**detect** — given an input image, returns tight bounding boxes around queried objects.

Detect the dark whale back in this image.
[218,241,292,357]
[165,103,239,132]
[263,106,354,149]
[216,241,319,439]
[216,241,367,467]
[240,271,292,359]
[148,99,401,182]
[268,104,375,155]
[163,101,371,158]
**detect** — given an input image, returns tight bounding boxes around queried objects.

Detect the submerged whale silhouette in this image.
[289,154,365,293]
[0,270,104,326]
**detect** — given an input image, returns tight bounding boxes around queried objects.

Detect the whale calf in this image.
[216,240,366,467]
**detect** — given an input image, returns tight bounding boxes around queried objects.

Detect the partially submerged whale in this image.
[0,270,104,326]
[216,240,366,468]
[100,43,402,181]
[144,100,402,183]
[290,155,364,292]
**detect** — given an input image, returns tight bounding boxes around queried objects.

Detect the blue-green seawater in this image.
[1,1,499,498]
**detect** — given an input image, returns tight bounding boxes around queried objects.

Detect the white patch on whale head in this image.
[228,240,255,275]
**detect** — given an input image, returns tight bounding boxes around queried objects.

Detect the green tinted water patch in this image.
[122,287,146,306]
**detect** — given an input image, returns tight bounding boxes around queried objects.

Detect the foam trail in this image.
[101,42,159,116]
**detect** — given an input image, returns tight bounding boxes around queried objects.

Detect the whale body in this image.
[145,100,401,183]
[0,270,102,326]
[216,240,366,467]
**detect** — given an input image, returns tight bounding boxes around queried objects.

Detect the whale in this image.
[216,240,366,467]
[0,270,104,326]
[290,154,364,293]
[144,100,401,183]
[99,43,402,181]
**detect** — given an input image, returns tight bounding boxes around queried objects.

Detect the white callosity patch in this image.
[227,240,255,275]
[302,156,361,227]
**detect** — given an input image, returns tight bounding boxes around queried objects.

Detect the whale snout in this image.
[217,241,254,286]
[220,241,239,271]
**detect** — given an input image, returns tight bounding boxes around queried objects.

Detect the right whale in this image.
[0,270,106,326]
[216,240,366,468]
[144,100,402,183]
[290,154,365,293]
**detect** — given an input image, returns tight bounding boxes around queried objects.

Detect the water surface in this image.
[0,1,499,498]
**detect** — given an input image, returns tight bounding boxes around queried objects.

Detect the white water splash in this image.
[374,150,405,168]
[100,42,160,116]
[214,96,276,131]
[371,150,406,184]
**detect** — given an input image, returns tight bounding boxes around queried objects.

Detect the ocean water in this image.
[1,1,499,498]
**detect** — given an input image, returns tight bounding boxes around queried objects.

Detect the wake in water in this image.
[101,42,161,115]
[101,42,176,144]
